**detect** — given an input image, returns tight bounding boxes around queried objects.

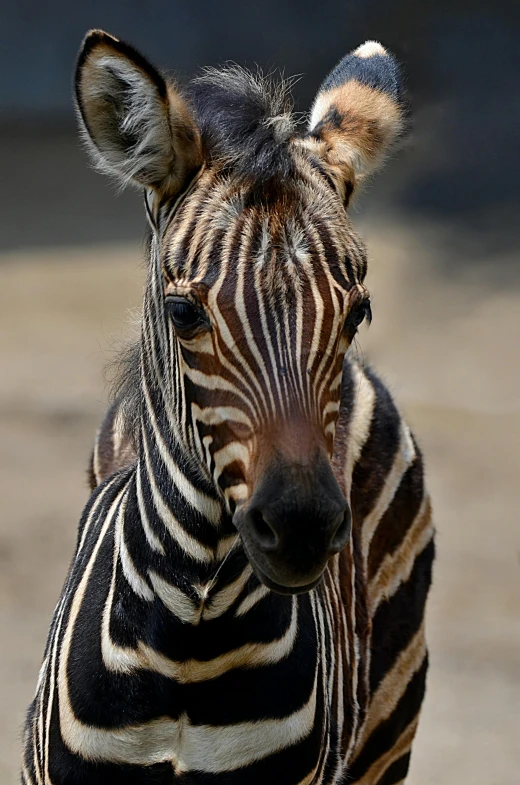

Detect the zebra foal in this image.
[23,29,434,785]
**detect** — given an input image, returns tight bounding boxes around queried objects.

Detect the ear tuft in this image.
[75,29,202,196]
[352,40,387,59]
[304,41,407,199]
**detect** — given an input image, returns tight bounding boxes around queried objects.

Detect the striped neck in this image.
[131,243,242,591]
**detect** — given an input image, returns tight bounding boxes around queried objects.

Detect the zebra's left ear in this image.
[75,30,202,198]
[303,42,407,201]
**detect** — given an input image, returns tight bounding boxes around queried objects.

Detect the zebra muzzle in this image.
[233,450,351,594]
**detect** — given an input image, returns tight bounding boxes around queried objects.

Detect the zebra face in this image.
[75,30,405,591]
[160,175,372,591]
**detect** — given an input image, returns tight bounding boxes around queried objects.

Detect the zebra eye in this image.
[165,296,208,336]
[345,298,372,335]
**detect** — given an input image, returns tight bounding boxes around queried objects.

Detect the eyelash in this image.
[345,298,372,334]
[165,296,209,335]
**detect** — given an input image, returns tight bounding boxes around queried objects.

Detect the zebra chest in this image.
[68,624,328,780]
[119,684,321,777]
[46,511,358,783]
[122,595,351,779]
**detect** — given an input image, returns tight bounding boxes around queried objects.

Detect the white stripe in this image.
[142,429,214,563]
[211,441,250,478]
[148,571,200,624]
[252,249,287,416]
[77,473,122,556]
[234,218,277,415]
[361,421,416,555]
[55,670,316,771]
[116,496,155,602]
[142,378,222,525]
[369,496,433,613]
[342,362,376,498]
[363,623,426,741]
[201,565,253,620]
[136,464,165,554]
[235,583,270,617]
[182,365,257,415]
[100,596,298,684]
[191,403,253,428]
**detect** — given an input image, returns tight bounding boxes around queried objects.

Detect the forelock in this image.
[187,66,297,186]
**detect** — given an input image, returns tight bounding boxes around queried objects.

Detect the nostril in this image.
[249,509,279,551]
[329,510,352,553]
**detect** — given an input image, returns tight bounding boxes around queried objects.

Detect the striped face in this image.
[153,160,371,591]
[75,30,405,591]
[159,164,369,507]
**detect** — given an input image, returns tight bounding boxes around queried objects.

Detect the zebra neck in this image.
[136,279,248,592]
[121,455,256,623]
[131,385,244,594]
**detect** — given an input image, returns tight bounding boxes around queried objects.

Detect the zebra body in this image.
[23,30,434,785]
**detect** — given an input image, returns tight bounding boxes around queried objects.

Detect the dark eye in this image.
[165,296,208,335]
[345,298,372,335]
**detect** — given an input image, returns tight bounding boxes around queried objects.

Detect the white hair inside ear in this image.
[75,30,202,197]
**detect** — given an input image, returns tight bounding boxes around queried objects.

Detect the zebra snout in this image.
[247,506,350,557]
[233,452,351,594]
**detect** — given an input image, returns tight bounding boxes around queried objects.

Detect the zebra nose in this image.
[236,500,350,594]
[233,450,351,593]
[245,505,350,556]
[247,509,280,552]
[329,508,351,553]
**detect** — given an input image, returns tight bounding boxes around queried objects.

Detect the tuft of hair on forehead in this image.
[187,66,297,186]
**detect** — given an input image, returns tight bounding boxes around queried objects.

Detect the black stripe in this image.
[49,686,174,785]
[370,539,434,694]
[332,357,356,476]
[347,655,427,782]
[315,219,354,289]
[307,155,337,192]
[185,666,325,785]
[378,751,411,784]
[368,441,425,582]
[351,367,401,523]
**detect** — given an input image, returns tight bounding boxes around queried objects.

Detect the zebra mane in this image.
[188,66,297,185]
[108,339,142,447]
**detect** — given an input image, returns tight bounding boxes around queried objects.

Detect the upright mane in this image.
[188,66,297,185]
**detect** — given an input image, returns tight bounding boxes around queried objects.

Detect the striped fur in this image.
[23,30,434,785]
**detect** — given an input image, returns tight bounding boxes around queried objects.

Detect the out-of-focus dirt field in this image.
[0,220,518,784]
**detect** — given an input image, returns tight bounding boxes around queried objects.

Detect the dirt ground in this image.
[0,219,518,784]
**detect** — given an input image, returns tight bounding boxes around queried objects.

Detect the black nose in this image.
[247,506,349,556]
[234,451,351,593]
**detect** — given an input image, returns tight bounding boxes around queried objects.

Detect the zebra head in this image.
[75,31,406,593]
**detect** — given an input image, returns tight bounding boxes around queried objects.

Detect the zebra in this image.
[22,29,435,785]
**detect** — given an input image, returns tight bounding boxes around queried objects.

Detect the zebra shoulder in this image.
[339,362,435,782]
[335,357,434,571]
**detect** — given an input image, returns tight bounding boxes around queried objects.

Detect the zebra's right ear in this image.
[75,30,202,197]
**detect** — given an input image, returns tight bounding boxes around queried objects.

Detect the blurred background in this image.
[0,1,518,782]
